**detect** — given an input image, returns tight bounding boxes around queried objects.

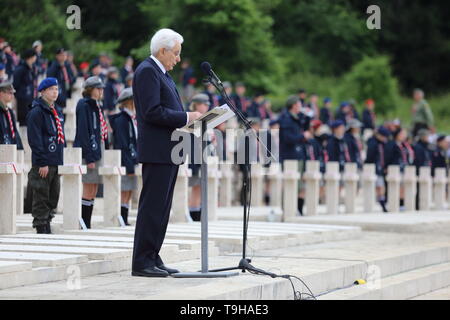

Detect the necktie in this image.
[308,145,315,160]
[343,143,351,162]
[61,64,70,91]
[5,109,15,139]
[97,102,108,141]
[50,106,64,144]
[399,142,407,164]
[378,143,385,169]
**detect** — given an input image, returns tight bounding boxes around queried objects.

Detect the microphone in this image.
[200,61,222,85]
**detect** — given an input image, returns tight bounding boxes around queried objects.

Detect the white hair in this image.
[150,28,184,56]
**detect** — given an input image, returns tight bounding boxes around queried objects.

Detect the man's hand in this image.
[187,112,202,122]
[87,162,96,169]
[39,166,49,179]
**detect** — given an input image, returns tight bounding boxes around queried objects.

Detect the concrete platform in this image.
[289,212,450,235]
[1,231,450,299]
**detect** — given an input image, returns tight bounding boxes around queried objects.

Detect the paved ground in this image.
[1,231,450,300]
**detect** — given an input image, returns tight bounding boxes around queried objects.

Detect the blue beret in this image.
[377,126,391,138]
[330,120,345,129]
[340,101,349,108]
[38,78,58,92]
[323,97,331,103]
[0,63,5,70]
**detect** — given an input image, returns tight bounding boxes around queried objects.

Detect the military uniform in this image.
[26,94,65,232]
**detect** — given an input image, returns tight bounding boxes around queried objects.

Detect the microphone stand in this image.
[205,75,278,278]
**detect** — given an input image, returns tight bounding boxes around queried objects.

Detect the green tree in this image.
[137,0,284,93]
[339,56,400,115]
[271,0,377,75]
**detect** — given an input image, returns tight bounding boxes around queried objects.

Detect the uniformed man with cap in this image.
[46,48,75,108]
[26,77,65,233]
[432,135,449,176]
[365,125,391,212]
[0,81,23,149]
[13,48,37,125]
[103,66,123,113]
[344,118,363,169]
[73,76,108,228]
[108,88,137,225]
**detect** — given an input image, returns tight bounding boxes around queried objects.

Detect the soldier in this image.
[362,99,376,134]
[12,49,37,125]
[73,76,108,228]
[327,120,351,173]
[26,78,65,234]
[103,67,122,113]
[46,48,75,108]
[365,126,391,212]
[319,97,333,125]
[109,88,137,226]
[0,81,23,149]
[431,135,449,176]
[279,95,312,215]
[411,89,434,137]
[344,119,363,169]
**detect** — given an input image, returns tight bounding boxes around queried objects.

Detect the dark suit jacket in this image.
[133,57,187,164]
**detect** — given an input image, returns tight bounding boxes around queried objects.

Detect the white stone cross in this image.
[403,166,417,212]
[282,160,300,221]
[343,162,359,214]
[99,150,126,227]
[303,160,321,216]
[386,165,401,213]
[171,161,192,223]
[0,145,18,235]
[433,168,447,211]
[267,162,283,207]
[324,161,341,215]
[418,166,432,211]
[58,147,87,230]
[361,164,377,213]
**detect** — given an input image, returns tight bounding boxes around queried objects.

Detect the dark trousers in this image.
[17,98,32,126]
[132,163,179,270]
[28,166,60,227]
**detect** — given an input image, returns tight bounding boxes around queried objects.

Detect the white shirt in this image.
[149,55,189,125]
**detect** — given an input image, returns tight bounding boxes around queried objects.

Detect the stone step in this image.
[4,234,203,251]
[0,244,131,260]
[411,285,450,300]
[0,252,88,268]
[0,261,33,274]
[0,256,131,290]
[319,262,450,300]
[0,238,134,249]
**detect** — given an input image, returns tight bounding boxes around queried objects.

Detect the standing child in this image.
[74,76,108,228]
[109,88,138,225]
[26,77,65,233]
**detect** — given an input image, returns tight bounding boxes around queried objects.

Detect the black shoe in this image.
[121,206,131,226]
[36,225,47,234]
[157,264,180,274]
[131,266,170,277]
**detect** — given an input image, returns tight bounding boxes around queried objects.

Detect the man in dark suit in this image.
[132,29,201,278]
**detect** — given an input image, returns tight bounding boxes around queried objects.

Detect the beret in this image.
[38,77,58,92]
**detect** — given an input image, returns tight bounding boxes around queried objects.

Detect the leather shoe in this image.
[157,264,180,274]
[131,266,169,277]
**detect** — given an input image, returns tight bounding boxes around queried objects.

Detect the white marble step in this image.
[0,238,134,249]
[4,234,203,251]
[320,262,450,300]
[0,252,88,267]
[0,244,131,260]
[0,261,33,274]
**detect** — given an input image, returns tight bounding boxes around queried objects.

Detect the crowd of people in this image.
[0,37,449,233]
